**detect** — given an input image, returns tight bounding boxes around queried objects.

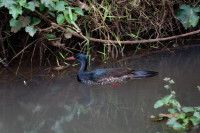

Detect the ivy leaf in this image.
[25,1,35,11]
[9,18,18,26]
[57,14,65,24]
[19,16,31,27]
[154,99,164,109]
[41,0,55,8]
[172,121,184,130]
[8,5,22,19]
[176,113,186,119]
[32,17,41,25]
[176,4,200,29]
[162,95,172,104]
[55,1,66,11]
[182,107,194,113]
[17,0,26,7]
[0,0,17,8]
[168,108,177,114]
[166,117,176,127]
[11,20,22,33]
[189,116,199,126]
[25,26,37,37]
[74,7,84,16]
[193,112,200,119]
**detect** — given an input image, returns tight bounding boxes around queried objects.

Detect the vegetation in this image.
[0,0,200,66]
[152,77,200,131]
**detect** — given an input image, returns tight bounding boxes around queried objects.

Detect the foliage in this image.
[153,77,200,131]
[0,0,84,36]
[176,4,200,29]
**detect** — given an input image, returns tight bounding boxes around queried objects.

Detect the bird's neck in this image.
[78,59,87,74]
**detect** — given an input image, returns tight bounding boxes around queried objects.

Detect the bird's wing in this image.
[91,68,133,79]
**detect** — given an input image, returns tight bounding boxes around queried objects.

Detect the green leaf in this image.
[25,26,37,37]
[169,79,175,84]
[164,85,170,89]
[32,17,41,25]
[172,121,184,130]
[58,51,65,59]
[197,86,200,91]
[182,107,194,113]
[39,4,45,11]
[55,1,66,11]
[41,0,55,8]
[176,113,186,119]
[0,0,16,8]
[154,99,164,109]
[25,1,35,11]
[66,13,77,23]
[74,7,84,16]
[163,77,170,82]
[9,18,18,26]
[176,4,200,29]
[183,118,189,126]
[48,11,56,17]
[8,5,23,19]
[45,34,56,39]
[162,95,172,104]
[190,116,199,126]
[17,0,26,7]
[57,14,65,24]
[193,111,200,119]
[168,108,177,114]
[170,99,181,108]
[167,117,176,127]
[11,20,22,33]
[195,106,200,111]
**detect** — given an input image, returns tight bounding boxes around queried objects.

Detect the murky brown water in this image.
[0,46,200,133]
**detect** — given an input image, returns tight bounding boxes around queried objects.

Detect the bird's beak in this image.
[65,56,76,60]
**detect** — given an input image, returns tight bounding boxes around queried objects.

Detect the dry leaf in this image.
[64,32,72,39]
[53,66,69,71]
[52,41,65,47]
[159,113,179,118]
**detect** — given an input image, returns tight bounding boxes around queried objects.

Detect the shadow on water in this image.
[0,46,200,133]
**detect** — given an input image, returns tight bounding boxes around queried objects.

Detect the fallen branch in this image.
[36,10,200,45]
[52,22,200,44]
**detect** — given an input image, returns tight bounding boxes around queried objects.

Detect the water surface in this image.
[0,47,200,133]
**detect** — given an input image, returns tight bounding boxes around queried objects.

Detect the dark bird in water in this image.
[66,53,158,85]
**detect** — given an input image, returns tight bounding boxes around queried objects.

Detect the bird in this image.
[66,53,158,85]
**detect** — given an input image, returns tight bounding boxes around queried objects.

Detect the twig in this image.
[35,10,200,45]
[52,22,200,44]
[7,39,38,65]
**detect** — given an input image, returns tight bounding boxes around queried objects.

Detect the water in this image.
[0,47,200,133]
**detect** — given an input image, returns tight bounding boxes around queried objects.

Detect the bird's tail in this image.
[131,70,158,79]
